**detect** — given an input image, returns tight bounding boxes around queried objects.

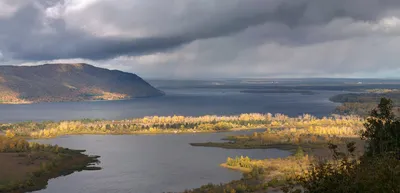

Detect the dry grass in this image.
[222,156,312,181]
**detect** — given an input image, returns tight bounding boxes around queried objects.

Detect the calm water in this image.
[0,87,340,123]
[32,131,291,193]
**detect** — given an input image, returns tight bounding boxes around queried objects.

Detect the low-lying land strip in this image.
[240,89,317,95]
[1,113,364,140]
[190,113,364,154]
[0,136,100,193]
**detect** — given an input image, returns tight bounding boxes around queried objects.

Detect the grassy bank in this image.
[0,136,100,193]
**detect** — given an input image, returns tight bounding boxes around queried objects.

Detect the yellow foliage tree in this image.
[5,130,16,138]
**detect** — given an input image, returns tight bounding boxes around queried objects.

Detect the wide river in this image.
[0,87,339,123]
[1,81,341,193]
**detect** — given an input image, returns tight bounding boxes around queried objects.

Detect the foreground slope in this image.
[0,63,164,103]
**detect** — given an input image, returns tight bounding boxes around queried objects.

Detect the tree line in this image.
[1,113,364,139]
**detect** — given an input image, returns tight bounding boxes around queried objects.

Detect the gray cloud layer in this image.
[1,0,400,78]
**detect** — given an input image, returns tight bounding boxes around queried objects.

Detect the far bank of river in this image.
[0,89,340,123]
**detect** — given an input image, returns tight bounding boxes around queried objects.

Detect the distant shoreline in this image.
[240,89,317,95]
[0,94,165,105]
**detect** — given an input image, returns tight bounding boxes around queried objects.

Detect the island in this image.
[0,63,164,104]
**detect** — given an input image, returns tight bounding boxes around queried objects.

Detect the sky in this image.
[1,0,400,79]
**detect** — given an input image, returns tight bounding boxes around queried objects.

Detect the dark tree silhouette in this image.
[362,98,400,156]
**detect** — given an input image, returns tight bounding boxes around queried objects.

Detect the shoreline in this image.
[27,127,267,140]
[1,113,364,140]
[0,149,100,193]
[220,163,252,173]
[0,94,166,105]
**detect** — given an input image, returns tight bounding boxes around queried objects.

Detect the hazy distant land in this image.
[240,89,317,95]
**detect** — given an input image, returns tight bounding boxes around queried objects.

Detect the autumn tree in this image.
[5,130,16,138]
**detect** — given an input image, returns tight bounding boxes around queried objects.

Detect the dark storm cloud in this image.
[1,0,400,79]
[2,0,400,61]
[17,35,190,60]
